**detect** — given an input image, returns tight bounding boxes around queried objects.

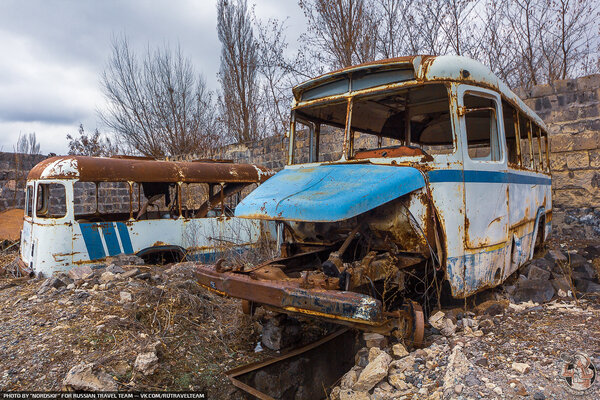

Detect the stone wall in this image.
[518,74,600,236]
[0,152,46,211]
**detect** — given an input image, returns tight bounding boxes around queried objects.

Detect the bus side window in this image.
[519,115,532,169]
[26,186,33,217]
[532,125,541,171]
[36,183,67,218]
[464,94,501,161]
[502,100,519,166]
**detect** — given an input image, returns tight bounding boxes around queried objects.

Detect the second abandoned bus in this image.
[195,55,552,343]
[19,156,275,277]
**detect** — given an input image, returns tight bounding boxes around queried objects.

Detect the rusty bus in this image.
[19,155,275,277]
[195,55,552,343]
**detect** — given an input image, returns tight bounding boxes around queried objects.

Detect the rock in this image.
[134,352,158,375]
[261,314,301,351]
[363,332,387,348]
[454,384,463,394]
[67,283,75,290]
[106,254,144,266]
[388,355,416,375]
[330,387,341,400]
[493,386,503,395]
[119,291,132,303]
[340,366,361,389]
[428,311,445,329]
[508,379,528,396]
[68,265,94,281]
[545,249,567,264]
[511,362,531,374]
[533,392,545,400]
[478,318,494,333]
[338,389,369,400]
[442,346,470,392]
[121,268,141,279]
[550,276,572,293]
[573,263,598,280]
[353,352,392,392]
[575,279,600,293]
[38,276,67,294]
[135,272,151,280]
[63,363,117,391]
[440,318,457,337]
[528,265,551,281]
[475,300,506,316]
[388,373,410,391]
[567,252,588,268]
[511,279,555,303]
[474,357,489,367]
[355,347,369,368]
[99,271,117,283]
[368,347,383,363]
[55,272,74,285]
[392,343,409,358]
[106,264,125,274]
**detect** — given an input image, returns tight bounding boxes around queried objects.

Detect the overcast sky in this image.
[0,0,304,155]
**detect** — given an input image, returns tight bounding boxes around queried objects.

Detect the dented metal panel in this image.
[235,164,425,222]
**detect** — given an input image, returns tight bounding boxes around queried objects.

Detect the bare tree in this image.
[66,124,117,157]
[299,0,379,69]
[217,0,261,142]
[14,132,40,156]
[100,36,219,158]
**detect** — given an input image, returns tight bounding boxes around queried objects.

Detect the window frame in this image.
[459,88,504,164]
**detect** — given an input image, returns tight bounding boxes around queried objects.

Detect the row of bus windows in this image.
[292,84,550,171]
[25,182,252,221]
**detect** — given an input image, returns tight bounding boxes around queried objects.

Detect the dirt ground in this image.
[0,236,599,399]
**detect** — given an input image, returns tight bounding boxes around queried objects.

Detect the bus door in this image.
[458,86,509,253]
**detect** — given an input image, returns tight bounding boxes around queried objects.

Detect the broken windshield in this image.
[290,83,454,163]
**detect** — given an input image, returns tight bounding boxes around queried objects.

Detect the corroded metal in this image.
[28,155,274,183]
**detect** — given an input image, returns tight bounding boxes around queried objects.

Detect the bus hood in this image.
[234,163,425,222]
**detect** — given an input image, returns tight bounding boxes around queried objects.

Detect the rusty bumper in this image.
[194,264,383,326]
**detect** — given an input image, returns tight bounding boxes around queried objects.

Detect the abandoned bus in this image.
[19,156,275,277]
[195,55,552,343]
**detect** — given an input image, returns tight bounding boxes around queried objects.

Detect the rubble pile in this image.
[330,297,600,400]
[0,255,265,396]
[328,245,600,400]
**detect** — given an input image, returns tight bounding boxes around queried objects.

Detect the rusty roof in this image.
[292,55,546,131]
[27,156,274,183]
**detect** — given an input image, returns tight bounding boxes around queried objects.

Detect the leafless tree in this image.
[100,36,219,158]
[14,132,40,156]
[298,0,379,69]
[217,0,261,142]
[66,124,117,157]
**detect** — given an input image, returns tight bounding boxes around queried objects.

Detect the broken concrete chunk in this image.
[546,249,567,264]
[68,266,94,281]
[363,332,387,348]
[368,347,383,363]
[340,366,361,389]
[106,264,125,274]
[99,271,117,283]
[63,363,117,391]
[38,276,67,295]
[550,276,572,293]
[134,352,159,376]
[353,352,392,392]
[119,291,133,303]
[428,311,445,330]
[511,362,531,374]
[392,343,409,358]
[121,268,141,279]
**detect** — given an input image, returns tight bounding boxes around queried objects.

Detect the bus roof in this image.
[292,55,547,131]
[27,155,275,184]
